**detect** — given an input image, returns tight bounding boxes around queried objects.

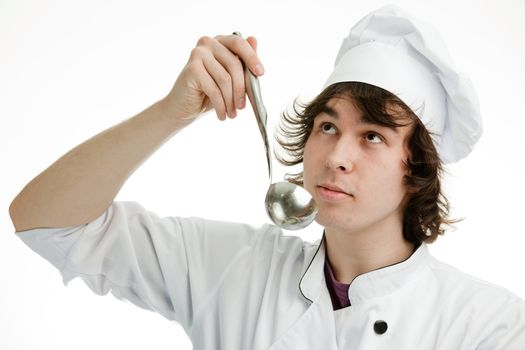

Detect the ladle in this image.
[234,32,317,230]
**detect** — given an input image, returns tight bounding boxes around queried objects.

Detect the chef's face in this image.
[303,97,413,235]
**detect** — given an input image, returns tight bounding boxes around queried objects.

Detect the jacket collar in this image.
[299,233,432,305]
[299,235,327,304]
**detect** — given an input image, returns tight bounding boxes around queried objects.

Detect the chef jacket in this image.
[17,201,525,349]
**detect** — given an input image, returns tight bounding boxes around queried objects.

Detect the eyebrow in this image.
[319,105,339,119]
[319,104,400,133]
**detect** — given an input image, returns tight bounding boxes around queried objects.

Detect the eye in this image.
[320,122,337,135]
[365,132,383,144]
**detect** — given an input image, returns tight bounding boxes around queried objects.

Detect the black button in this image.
[374,320,388,335]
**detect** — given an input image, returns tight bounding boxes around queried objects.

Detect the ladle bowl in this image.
[234,32,318,230]
[265,182,317,230]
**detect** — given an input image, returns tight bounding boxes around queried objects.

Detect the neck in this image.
[324,220,415,284]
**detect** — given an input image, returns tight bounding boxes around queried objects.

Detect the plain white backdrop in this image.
[1,0,524,349]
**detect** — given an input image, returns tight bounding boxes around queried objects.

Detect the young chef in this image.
[10,5,525,349]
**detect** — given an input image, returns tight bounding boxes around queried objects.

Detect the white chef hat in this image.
[324,4,482,163]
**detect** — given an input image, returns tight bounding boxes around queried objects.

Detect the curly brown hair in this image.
[276,82,456,244]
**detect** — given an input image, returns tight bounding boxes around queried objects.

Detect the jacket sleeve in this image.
[476,295,525,350]
[16,201,273,331]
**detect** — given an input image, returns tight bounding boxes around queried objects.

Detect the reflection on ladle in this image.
[234,32,317,230]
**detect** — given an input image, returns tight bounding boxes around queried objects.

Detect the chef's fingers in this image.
[188,55,227,120]
[246,36,257,52]
[204,36,246,113]
[195,47,235,119]
[215,34,262,113]
[186,34,263,121]
[215,34,264,77]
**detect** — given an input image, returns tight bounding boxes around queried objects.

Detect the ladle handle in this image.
[233,32,273,183]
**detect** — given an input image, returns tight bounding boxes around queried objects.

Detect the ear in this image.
[405,184,419,194]
[403,158,420,194]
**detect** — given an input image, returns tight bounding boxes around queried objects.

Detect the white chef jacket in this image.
[17,201,525,349]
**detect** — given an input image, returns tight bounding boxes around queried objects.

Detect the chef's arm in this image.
[9,34,263,232]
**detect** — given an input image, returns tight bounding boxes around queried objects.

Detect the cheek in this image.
[303,143,311,166]
[302,138,316,187]
[370,156,407,189]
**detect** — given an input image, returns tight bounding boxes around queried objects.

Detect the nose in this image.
[325,138,355,172]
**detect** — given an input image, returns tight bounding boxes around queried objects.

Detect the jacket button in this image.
[373,320,388,335]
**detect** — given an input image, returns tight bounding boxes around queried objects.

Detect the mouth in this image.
[316,184,353,201]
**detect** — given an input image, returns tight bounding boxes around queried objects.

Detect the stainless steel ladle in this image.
[234,32,317,230]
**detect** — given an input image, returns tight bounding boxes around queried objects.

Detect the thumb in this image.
[246,36,258,52]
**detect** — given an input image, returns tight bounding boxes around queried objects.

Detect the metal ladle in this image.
[234,32,317,230]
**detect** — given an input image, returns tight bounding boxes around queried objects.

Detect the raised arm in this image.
[9,34,263,232]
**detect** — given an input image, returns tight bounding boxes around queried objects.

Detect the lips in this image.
[317,183,353,201]
[318,183,351,195]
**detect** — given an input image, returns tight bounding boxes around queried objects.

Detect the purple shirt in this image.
[324,257,351,310]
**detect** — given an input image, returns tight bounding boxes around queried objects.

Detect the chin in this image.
[315,209,354,232]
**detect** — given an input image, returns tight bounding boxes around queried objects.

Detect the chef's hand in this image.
[163,34,264,123]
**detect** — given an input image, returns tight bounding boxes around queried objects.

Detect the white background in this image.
[1,0,524,349]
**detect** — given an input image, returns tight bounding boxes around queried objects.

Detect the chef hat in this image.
[324,4,482,163]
